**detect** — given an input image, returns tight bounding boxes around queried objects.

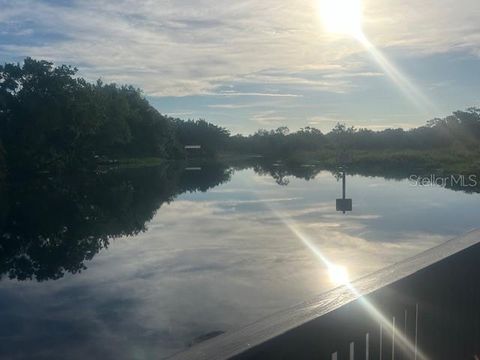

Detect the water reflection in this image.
[335,170,353,214]
[0,163,231,281]
[0,161,479,359]
[233,238,480,360]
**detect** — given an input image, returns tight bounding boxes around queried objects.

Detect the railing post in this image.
[392,317,396,360]
[380,323,383,360]
[415,304,419,360]
[365,332,369,360]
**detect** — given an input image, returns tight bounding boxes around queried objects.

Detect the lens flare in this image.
[356,33,437,114]
[265,203,429,359]
[317,0,438,116]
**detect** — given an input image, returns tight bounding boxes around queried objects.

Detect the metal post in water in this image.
[350,342,355,360]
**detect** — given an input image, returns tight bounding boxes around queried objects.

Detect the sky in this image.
[1,0,480,134]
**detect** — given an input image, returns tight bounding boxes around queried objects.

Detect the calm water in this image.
[0,163,479,359]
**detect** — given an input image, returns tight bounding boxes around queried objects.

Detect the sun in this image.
[318,0,363,38]
[328,264,350,285]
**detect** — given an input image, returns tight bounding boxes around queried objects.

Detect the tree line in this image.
[228,109,480,157]
[0,58,229,175]
[2,58,480,177]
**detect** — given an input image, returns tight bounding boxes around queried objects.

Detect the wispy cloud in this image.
[210,91,302,98]
[207,104,258,109]
[251,111,290,127]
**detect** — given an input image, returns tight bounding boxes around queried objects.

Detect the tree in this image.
[0,58,179,173]
[0,142,5,179]
[0,58,102,172]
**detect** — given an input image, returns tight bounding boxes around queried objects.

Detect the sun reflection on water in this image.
[328,264,349,285]
[268,204,428,359]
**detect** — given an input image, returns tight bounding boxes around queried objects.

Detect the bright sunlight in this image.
[318,0,363,37]
[318,0,436,114]
[328,264,350,285]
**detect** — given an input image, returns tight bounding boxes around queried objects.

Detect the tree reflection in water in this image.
[0,162,232,281]
[1,157,478,282]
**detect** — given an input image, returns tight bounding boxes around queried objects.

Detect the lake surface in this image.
[1,163,479,359]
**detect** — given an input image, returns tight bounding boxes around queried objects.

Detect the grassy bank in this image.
[247,148,480,175]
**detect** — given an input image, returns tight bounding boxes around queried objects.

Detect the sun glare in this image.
[318,0,363,38]
[328,264,350,285]
[269,208,427,358]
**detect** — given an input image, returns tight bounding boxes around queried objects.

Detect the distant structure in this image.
[184,145,201,150]
[184,145,202,171]
[336,170,352,214]
[184,145,202,158]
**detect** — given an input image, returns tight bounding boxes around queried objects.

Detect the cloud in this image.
[323,71,384,79]
[209,91,302,98]
[363,0,480,55]
[207,104,255,109]
[359,122,417,130]
[250,110,290,127]
[306,115,346,131]
[229,70,355,93]
[165,111,195,117]
[2,0,478,100]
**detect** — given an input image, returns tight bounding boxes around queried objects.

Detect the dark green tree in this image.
[0,58,104,172]
[0,58,179,174]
